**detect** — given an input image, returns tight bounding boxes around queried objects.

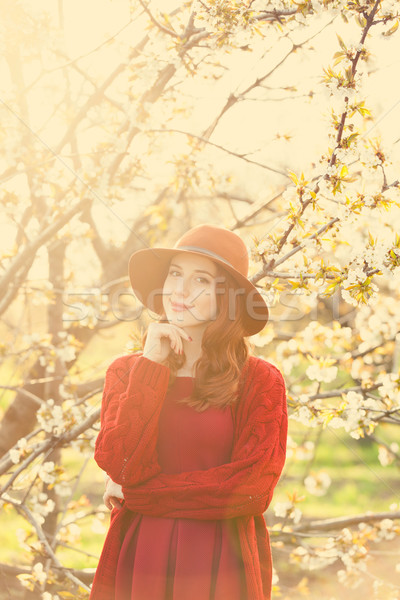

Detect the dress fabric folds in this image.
[114,377,246,600]
[90,352,288,600]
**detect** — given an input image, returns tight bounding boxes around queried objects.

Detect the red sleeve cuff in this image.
[129,355,170,390]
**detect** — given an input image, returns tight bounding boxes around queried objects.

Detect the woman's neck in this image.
[179,326,204,376]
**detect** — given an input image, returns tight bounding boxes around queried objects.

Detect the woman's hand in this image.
[142,321,192,364]
[103,475,124,511]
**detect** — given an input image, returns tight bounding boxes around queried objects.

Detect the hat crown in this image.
[174,224,249,277]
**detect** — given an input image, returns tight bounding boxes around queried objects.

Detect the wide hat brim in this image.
[128,247,269,337]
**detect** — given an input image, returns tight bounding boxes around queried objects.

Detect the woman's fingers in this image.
[103,478,124,510]
[156,324,184,354]
[143,322,192,362]
[103,492,112,510]
[164,325,191,354]
[104,494,123,511]
[171,331,182,354]
[103,490,124,511]
[153,322,191,342]
[111,496,123,510]
[170,325,192,342]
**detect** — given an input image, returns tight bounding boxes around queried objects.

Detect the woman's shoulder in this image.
[245,354,286,392]
[105,350,144,374]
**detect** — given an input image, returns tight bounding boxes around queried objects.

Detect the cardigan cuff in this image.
[129,355,170,390]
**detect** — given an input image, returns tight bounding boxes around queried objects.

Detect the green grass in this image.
[272,422,400,519]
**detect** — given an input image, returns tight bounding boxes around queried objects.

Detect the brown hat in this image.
[128,223,269,336]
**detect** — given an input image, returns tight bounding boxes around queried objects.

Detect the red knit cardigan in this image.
[90,352,288,600]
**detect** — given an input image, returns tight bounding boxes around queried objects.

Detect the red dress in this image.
[91,353,288,600]
[114,376,246,599]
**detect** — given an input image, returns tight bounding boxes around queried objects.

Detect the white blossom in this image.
[328,416,345,429]
[16,528,30,552]
[271,567,279,585]
[273,501,302,524]
[59,522,81,544]
[291,405,317,427]
[56,344,76,363]
[42,593,60,600]
[54,480,72,497]
[91,517,107,534]
[372,579,400,600]
[304,471,332,496]
[341,390,374,439]
[291,544,338,570]
[337,566,364,589]
[9,437,29,464]
[30,495,56,525]
[38,461,56,485]
[306,362,338,383]
[376,518,396,541]
[378,445,396,467]
[32,563,47,585]
[341,267,379,307]
[9,448,21,464]
[379,0,398,17]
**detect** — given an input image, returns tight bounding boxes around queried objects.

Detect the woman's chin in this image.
[163,305,214,328]
[166,312,192,325]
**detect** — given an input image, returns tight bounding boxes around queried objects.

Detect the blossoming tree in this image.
[0,0,400,598]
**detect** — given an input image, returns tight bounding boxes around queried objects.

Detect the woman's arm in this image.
[94,353,169,485]
[122,361,288,520]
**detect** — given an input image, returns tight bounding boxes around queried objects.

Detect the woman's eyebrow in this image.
[169,263,216,278]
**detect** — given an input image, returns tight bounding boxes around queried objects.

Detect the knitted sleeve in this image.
[93,353,169,485]
[122,359,288,520]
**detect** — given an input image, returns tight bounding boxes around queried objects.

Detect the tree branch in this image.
[292,510,400,534]
[3,498,91,591]
[137,0,179,37]
[148,128,288,176]
[0,198,91,316]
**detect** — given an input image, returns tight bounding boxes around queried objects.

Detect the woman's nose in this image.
[175,277,190,296]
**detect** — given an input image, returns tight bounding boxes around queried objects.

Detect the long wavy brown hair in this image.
[141,265,256,412]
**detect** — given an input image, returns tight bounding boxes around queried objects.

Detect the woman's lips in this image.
[171,302,193,312]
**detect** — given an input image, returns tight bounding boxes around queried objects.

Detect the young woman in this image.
[90,223,288,600]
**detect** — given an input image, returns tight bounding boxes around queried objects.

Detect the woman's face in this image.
[162,253,220,328]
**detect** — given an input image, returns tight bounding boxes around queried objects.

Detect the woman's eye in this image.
[168,270,210,284]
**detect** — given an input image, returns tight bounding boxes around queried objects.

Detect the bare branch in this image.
[292,510,400,533]
[254,8,298,22]
[137,0,179,37]
[148,128,288,177]
[250,217,339,285]
[0,407,100,482]
[0,562,95,585]
[0,198,91,316]
[0,386,43,406]
[54,34,149,154]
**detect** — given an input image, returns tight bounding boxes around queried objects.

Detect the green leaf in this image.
[383,21,399,37]
[336,34,347,52]
[287,170,299,186]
